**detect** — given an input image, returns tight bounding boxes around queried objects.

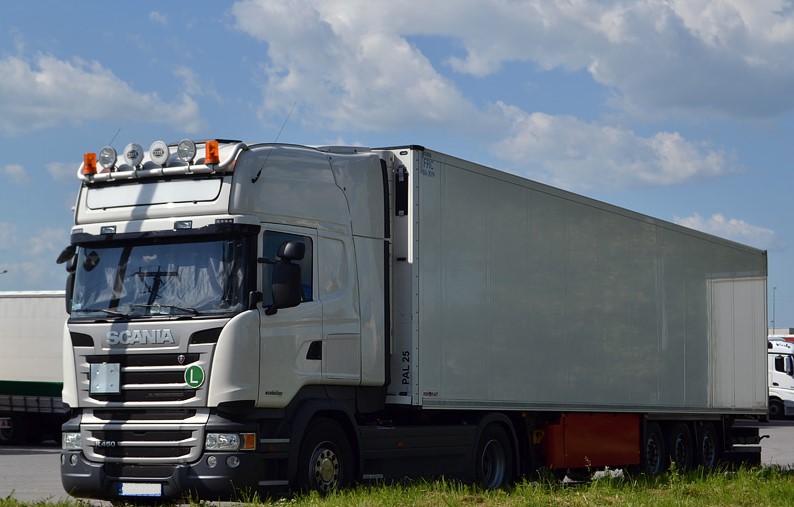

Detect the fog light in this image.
[70,454,79,466]
[207,456,217,468]
[226,456,240,468]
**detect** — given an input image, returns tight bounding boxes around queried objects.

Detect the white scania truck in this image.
[59,140,767,501]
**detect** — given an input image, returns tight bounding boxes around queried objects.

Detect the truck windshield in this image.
[70,236,248,319]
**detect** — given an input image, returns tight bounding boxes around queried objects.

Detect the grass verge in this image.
[3,466,793,507]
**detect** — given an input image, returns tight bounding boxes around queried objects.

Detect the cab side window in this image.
[262,231,313,306]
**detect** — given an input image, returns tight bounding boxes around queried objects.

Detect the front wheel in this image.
[297,418,354,494]
[474,424,514,489]
[769,399,784,419]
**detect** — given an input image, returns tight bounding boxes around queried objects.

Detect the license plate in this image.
[90,363,121,394]
[118,482,162,497]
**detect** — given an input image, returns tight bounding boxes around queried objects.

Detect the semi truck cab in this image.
[768,339,794,418]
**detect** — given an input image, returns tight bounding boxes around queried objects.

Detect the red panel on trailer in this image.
[542,413,640,469]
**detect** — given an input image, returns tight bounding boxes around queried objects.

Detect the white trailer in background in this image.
[58,140,767,501]
[768,339,794,418]
[0,291,68,444]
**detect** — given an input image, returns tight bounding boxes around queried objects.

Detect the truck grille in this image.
[81,410,207,464]
[83,353,202,404]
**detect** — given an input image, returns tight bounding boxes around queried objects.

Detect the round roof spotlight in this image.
[177,139,197,163]
[97,146,117,172]
[123,143,144,167]
[149,140,169,165]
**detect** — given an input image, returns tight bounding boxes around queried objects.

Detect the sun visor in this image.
[85,179,223,210]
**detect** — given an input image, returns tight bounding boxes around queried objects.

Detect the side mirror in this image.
[56,244,76,265]
[265,241,304,316]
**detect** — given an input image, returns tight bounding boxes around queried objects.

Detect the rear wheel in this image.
[297,418,354,494]
[666,423,694,472]
[474,424,514,489]
[640,422,666,475]
[696,423,720,470]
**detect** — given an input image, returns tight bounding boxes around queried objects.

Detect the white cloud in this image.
[491,105,735,191]
[0,54,204,135]
[230,0,481,132]
[228,0,780,193]
[149,11,168,25]
[675,213,777,250]
[28,228,67,256]
[3,164,30,185]
[46,162,77,182]
[0,223,17,251]
[0,226,71,289]
[231,0,794,121]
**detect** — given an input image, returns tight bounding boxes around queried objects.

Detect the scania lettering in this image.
[106,329,175,346]
[59,139,768,501]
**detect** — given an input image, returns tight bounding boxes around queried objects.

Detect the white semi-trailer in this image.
[768,339,794,418]
[59,140,767,501]
[0,291,68,444]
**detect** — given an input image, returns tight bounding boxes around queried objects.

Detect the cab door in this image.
[257,225,322,407]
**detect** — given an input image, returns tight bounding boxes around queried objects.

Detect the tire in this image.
[297,418,354,494]
[0,414,28,445]
[474,424,514,489]
[640,422,666,476]
[769,399,784,420]
[696,423,720,470]
[666,423,694,472]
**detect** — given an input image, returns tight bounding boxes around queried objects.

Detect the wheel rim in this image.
[480,439,506,489]
[309,442,340,493]
[672,433,688,465]
[700,429,717,468]
[0,420,13,443]
[645,434,662,474]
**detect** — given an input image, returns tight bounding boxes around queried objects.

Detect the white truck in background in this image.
[0,291,68,444]
[58,139,767,501]
[768,338,794,418]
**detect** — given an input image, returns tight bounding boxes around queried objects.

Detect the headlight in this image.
[62,432,82,450]
[205,433,240,451]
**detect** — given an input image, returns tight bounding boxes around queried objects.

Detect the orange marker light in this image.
[83,153,97,175]
[205,140,220,164]
[240,433,257,451]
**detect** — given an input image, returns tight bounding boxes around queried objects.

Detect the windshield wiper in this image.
[73,307,130,318]
[131,303,199,315]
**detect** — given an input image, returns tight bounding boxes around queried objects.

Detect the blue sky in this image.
[1,0,792,328]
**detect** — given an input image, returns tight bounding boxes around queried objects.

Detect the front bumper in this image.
[61,450,264,501]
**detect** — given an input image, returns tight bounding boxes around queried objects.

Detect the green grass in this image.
[3,467,794,507]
